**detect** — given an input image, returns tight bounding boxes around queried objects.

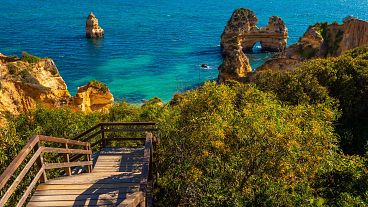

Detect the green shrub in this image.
[88,80,108,93]
[252,46,368,154]
[155,81,339,206]
[21,51,41,63]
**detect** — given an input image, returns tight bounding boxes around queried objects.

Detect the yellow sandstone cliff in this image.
[0,53,113,124]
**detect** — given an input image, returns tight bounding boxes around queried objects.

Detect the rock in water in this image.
[73,81,114,113]
[86,12,104,38]
[218,8,288,82]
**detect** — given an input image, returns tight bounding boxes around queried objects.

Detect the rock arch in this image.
[219,8,288,82]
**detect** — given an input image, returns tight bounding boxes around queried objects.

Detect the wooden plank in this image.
[16,165,46,207]
[30,193,127,202]
[0,146,43,206]
[36,183,139,190]
[42,147,92,155]
[33,188,137,196]
[0,135,39,191]
[45,161,93,170]
[27,200,117,207]
[45,178,140,185]
[39,135,89,146]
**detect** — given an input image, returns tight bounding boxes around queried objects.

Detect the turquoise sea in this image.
[0,0,367,102]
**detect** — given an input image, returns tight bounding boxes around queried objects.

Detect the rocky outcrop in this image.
[74,81,114,112]
[258,17,368,71]
[219,8,288,82]
[86,12,104,38]
[0,53,71,121]
[0,53,113,124]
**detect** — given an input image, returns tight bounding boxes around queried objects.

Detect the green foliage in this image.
[252,46,368,154]
[88,80,108,93]
[155,81,340,206]
[21,51,41,63]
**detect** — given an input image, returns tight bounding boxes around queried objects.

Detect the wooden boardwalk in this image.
[28,147,145,207]
[0,122,157,207]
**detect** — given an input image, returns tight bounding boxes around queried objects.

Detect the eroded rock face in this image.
[74,81,114,113]
[0,54,71,122]
[258,17,368,71]
[219,8,288,82]
[0,53,114,124]
[86,12,104,38]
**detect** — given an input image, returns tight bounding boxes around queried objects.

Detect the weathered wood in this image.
[16,165,46,207]
[0,146,43,206]
[45,161,93,170]
[39,135,90,146]
[0,135,40,191]
[35,142,47,183]
[36,183,139,190]
[30,193,127,202]
[64,143,72,176]
[140,133,153,193]
[33,188,137,196]
[118,191,145,207]
[42,147,92,155]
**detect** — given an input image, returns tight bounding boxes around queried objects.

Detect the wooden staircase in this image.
[0,123,158,207]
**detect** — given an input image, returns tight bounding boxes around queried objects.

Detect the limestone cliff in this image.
[0,53,113,124]
[258,17,368,71]
[86,12,104,38]
[219,8,288,82]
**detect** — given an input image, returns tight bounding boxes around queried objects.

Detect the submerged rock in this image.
[219,8,288,82]
[86,12,104,38]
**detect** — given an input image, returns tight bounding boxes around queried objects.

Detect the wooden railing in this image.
[0,135,92,207]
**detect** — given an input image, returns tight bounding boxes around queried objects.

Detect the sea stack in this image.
[86,12,104,38]
[218,8,288,82]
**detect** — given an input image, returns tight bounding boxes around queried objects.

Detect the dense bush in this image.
[252,46,368,154]
[154,81,352,206]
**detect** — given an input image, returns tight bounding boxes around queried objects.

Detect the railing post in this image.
[34,142,47,183]
[101,124,105,149]
[86,143,92,173]
[64,143,72,176]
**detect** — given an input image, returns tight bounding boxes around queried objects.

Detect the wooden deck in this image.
[28,147,145,207]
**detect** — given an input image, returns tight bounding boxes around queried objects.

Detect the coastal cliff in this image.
[219,8,288,82]
[0,53,113,124]
[258,17,368,71]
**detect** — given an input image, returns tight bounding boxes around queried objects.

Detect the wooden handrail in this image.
[0,135,92,206]
[0,135,40,191]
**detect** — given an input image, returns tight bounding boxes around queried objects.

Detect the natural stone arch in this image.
[219,8,288,82]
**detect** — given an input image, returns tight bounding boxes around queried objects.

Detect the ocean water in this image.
[0,0,367,102]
